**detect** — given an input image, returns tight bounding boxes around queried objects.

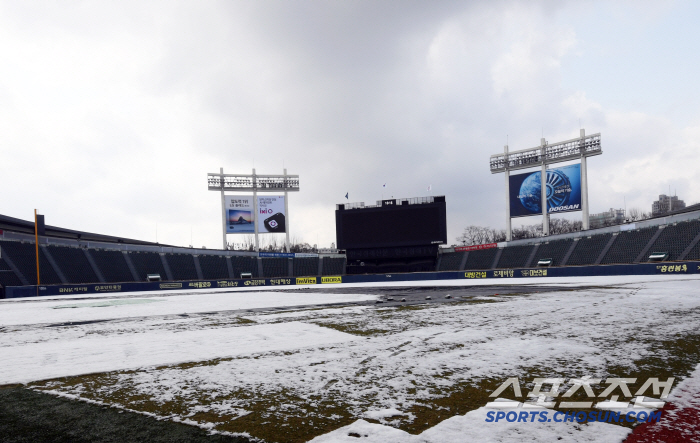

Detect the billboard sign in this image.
[225,196,254,233]
[225,195,287,234]
[257,195,286,233]
[509,164,581,218]
[455,243,497,252]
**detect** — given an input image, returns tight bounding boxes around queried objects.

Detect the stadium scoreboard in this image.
[335,196,447,250]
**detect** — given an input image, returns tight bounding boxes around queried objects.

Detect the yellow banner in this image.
[296,277,317,285]
[464,272,487,279]
[520,269,547,277]
[321,276,342,284]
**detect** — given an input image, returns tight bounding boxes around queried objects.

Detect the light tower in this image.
[207,168,299,251]
[489,129,602,241]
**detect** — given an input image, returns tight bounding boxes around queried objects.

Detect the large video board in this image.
[225,195,286,234]
[335,199,447,249]
[509,163,581,217]
[257,195,286,233]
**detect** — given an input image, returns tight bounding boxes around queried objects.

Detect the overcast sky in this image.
[2,0,699,249]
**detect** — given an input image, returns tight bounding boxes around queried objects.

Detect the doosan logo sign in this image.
[549,204,580,213]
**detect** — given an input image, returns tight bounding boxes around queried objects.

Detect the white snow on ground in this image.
[309,407,631,443]
[363,408,406,420]
[668,362,700,408]
[0,322,359,385]
[0,290,377,326]
[3,274,700,442]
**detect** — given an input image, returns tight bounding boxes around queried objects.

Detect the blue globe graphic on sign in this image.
[519,170,572,213]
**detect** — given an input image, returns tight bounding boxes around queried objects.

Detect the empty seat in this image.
[496,245,534,269]
[198,255,229,279]
[438,252,465,271]
[128,252,167,281]
[294,257,319,277]
[534,239,572,267]
[645,220,700,261]
[601,227,658,265]
[262,257,288,278]
[464,248,498,270]
[47,245,98,284]
[686,238,700,261]
[230,256,258,278]
[567,234,612,266]
[0,240,61,285]
[166,253,198,281]
[90,249,134,283]
[322,257,345,275]
[0,257,23,287]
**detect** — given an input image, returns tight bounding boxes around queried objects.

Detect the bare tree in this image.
[464,217,584,244]
[489,228,507,243]
[628,208,643,221]
[457,225,483,246]
[229,234,256,251]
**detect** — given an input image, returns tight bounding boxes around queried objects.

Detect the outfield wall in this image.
[3,261,698,299]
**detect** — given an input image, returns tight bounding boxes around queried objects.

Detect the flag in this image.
[345,192,348,200]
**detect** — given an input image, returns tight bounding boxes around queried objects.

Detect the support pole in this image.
[580,128,590,230]
[504,145,511,242]
[284,168,290,252]
[541,138,549,236]
[220,167,227,250]
[253,168,259,252]
[34,209,40,291]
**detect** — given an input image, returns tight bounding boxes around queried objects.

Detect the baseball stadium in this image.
[2,131,700,443]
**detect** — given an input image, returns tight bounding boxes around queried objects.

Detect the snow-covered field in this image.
[2,274,699,442]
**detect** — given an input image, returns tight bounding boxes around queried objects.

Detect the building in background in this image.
[652,194,686,216]
[590,208,626,228]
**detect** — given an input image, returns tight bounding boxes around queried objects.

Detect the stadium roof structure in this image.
[0,213,167,246]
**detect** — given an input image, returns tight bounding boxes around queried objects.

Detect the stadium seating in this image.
[127,252,167,281]
[535,239,573,267]
[566,233,612,266]
[47,245,98,284]
[438,252,465,271]
[262,257,288,278]
[166,253,199,281]
[0,240,61,285]
[294,257,319,277]
[645,219,700,261]
[495,245,534,269]
[685,238,700,261]
[321,257,345,275]
[230,256,258,278]
[2,210,700,292]
[464,248,498,270]
[198,254,230,279]
[0,257,23,287]
[90,249,134,283]
[600,226,658,265]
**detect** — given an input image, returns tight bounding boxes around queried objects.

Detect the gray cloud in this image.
[0,1,698,248]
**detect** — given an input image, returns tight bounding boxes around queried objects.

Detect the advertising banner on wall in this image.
[509,163,581,218]
[225,196,254,233]
[257,195,286,233]
[455,243,498,252]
